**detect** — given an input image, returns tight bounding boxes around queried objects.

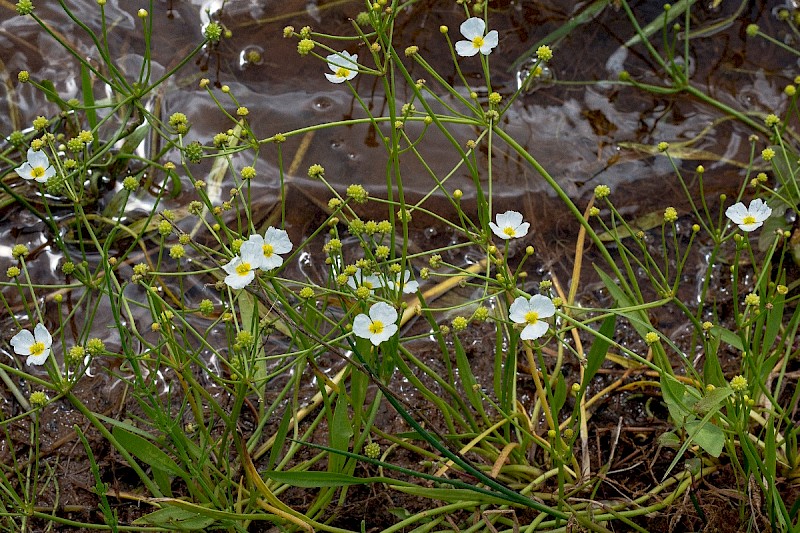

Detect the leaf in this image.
[133,506,217,530]
[329,393,353,473]
[660,375,699,424]
[262,471,376,488]
[453,334,482,413]
[710,325,744,352]
[693,386,732,415]
[80,64,97,131]
[685,419,724,458]
[582,314,616,388]
[112,427,186,478]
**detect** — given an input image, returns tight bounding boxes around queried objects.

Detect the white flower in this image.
[388,269,419,294]
[241,227,292,271]
[353,302,398,346]
[489,210,530,240]
[455,17,499,57]
[509,295,555,341]
[725,199,772,232]
[11,324,53,366]
[325,51,359,83]
[15,148,55,183]
[347,268,383,294]
[222,245,261,289]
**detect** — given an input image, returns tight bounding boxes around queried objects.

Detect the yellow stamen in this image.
[31,166,45,178]
[235,262,251,275]
[742,215,756,225]
[29,341,45,356]
[262,243,274,257]
[369,321,384,335]
[503,226,516,237]
[472,36,484,48]
[524,311,539,325]
[336,67,350,78]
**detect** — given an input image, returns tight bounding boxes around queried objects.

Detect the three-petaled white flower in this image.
[11,324,53,366]
[347,268,383,294]
[353,302,398,346]
[241,227,292,271]
[489,210,530,240]
[509,295,555,341]
[455,17,499,57]
[222,245,262,289]
[325,51,359,83]
[15,148,55,183]
[725,199,772,232]
[388,269,419,294]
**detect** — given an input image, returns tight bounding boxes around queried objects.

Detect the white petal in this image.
[265,227,292,254]
[353,314,373,339]
[488,221,509,239]
[325,73,346,83]
[738,221,764,232]
[14,162,33,180]
[402,279,419,294]
[481,30,499,54]
[521,321,548,340]
[514,222,530,238]
[749,199,772,221]
[455,40,479,57]
[725,202,747,224]
[497,210,523,228]
[11,329,34,355]
[529,294,555,318]
[33,323,52,349]
[27,349,50,366]
[508,296,530,324]
[371,323,398,345]
[369,302,398,324]
[459,17,485,40]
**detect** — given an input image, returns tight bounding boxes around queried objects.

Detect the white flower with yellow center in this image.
[725,199,772,232]
[455,17,499,57]
[509,295,555,341]
[388,269,419,294]
[489,210,530,240]
[353,302,398,346]
[222,246,261,289]
[242,227,292,271]
[15,148,56,183]
[347,268,383,295]
[325,51,359,83]
[11,323,53,366]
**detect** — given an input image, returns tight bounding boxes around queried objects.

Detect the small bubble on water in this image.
[516,59,555,94]
[313,97,332,110]
[238,46,264,69]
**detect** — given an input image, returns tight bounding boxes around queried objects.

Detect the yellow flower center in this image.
[472,36,484,48]
[32,166,45,178]
[236,262,251,275]
[363,281,373,289]
[524,311,539,325]
[29,341,45,356]
[503,226,516,237]
[262,243,274,257]
[742,215,756,225]
[336,67,350,78]
[369,321,384,335]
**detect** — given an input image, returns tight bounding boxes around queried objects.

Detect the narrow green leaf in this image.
[263,470,378,488]
[453,334,482,413]
[80,64,97,130]
[112,427,186,478]
[582,314,616,388]
[132,506,217,529]
[329,393,353,473]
